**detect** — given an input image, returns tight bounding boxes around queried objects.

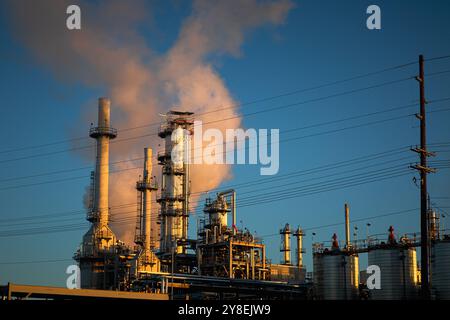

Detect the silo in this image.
[431,237,450,300]
[313,251,359,300]
[313,234,359,300]
[367,227,418,300]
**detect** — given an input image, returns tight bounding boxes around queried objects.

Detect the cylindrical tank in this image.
[313,251,359,300]
[431,238,450,300]
[368,246,418,300]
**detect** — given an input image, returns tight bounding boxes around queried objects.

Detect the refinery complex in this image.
[2,0,450,307]
[48,97,450,301]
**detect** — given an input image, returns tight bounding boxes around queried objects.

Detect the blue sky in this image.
[1,0,450,287]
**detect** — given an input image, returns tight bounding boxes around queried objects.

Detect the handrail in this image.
[89,126,117,138]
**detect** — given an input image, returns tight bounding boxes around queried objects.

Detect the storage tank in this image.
[367,226,418,300]
[431,237,450,300]
[313,234,359,300]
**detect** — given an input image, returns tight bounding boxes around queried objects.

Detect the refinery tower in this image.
[74,98,132,290]
[134,148,160,274]
[156,111,196,273]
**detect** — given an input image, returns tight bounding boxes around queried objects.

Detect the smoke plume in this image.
[7,0,293,243]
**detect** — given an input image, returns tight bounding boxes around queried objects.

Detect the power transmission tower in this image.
[411,54,436,299]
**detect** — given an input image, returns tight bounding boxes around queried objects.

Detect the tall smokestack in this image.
[345,203,350,248]
[76,97,119,289]
[90,98,117,227]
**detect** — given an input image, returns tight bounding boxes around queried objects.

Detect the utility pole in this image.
[411,54,435,299]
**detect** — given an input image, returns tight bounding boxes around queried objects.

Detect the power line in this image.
[0,58,421,156]
[0,112,416,193]
[426,54,450,62]
[4,70,450,171]
[427,69,450,78]
[0,98,425,184]
[0,75,417,165]
[0,166,141,191]
[99,162,419,220]
[0,97,434,184]
[229,168,413,209]
[1,163,448,238]
[0,146,445,224]
[0,134,446,226]
[0,206,431,265]
[0,164,427,237]
[0,156,414,227]
[5,103,448,191]
[233,159,414,199]
[0,155,146,183]
[0,114,414,191]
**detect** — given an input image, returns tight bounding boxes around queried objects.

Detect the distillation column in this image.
[280,223,292,265]
[157,111,194,257]
[294,227,305,268]
[143,148,154,252]
[135,148,159,272]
